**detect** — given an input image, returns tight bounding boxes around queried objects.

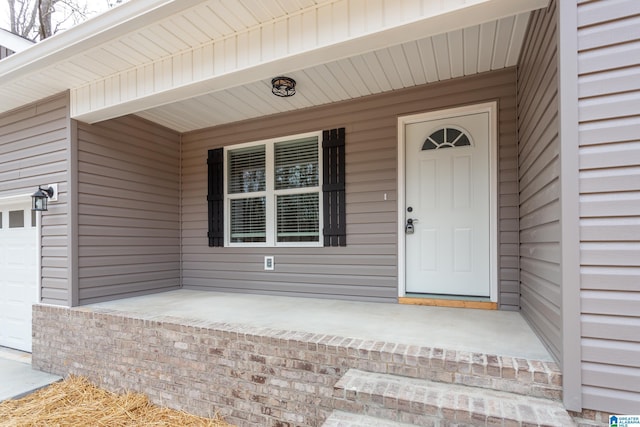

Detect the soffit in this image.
[0,0,548,132]
[137,12,531,132]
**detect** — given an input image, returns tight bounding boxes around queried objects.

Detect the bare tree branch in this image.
[7,0,39,39]
[6,0,124,41]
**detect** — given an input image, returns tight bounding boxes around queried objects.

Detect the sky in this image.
[0,0,123,37]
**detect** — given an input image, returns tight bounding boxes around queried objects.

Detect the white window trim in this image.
[224,130,324,248]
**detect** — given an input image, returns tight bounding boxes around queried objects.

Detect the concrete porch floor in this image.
[88,289,553,362]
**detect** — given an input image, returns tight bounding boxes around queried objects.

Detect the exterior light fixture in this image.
[271,76,296,97]
[31,185,55,211]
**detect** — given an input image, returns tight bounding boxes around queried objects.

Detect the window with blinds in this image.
[230,197,266,243]
[275,137,318,189]
[227,145,267,243]
[274,137,320,243]
[228,145,266,194]
[225,132,322,246]
[276,193,319,242]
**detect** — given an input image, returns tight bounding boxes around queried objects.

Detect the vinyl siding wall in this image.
[0,93,70,305]
[0,45,14,60]
[517,2,561,362]
[577,0,640,413]
[76,116,181,305]
[181,69,519,307]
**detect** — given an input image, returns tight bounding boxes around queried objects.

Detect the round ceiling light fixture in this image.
[271,76,296,97]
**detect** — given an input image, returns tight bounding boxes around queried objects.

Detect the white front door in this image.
[404,109,492,297]
[0,200,38,352]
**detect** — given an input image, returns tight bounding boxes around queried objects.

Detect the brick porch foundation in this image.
[33,304,562,427]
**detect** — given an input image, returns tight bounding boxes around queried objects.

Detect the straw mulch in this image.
[0,375,234,427]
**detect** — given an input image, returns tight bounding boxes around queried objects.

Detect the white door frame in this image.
[397,102,498,301]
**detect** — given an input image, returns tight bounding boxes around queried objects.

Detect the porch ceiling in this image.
[136,12,531,132]
[0,0,548,133]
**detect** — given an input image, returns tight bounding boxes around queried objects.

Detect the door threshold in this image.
[399,294,497,310]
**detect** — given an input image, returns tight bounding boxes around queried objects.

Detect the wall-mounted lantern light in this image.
[271,76,296,97]
[31,185,56,211]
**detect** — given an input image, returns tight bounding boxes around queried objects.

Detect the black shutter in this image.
[207,148,224,247]
[322,128,346,247]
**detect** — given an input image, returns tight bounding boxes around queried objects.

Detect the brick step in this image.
[322,410,419,427]
[379,347,562,401]
[331,369,575,427]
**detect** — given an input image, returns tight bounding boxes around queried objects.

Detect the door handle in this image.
[405,218,418,234]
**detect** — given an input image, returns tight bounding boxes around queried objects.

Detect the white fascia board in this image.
[0,0,206,84]
[72,0,549,124]
[0,29,34,52]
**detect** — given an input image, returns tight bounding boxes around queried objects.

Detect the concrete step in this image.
[322,410,419,427]
[332,369,575,427]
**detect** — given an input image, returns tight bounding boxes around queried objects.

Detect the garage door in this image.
[0,200,38,352]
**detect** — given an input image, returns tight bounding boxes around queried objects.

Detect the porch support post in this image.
[558,0,582,412]
[67,90,80,307]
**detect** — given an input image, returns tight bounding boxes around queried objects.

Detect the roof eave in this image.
[0,0,204,83]
[0,28,34,51]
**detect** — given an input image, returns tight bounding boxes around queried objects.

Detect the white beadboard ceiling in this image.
[138,14,531,132]
[0,0,547,132]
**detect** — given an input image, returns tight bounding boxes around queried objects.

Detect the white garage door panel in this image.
[0,201,38,352]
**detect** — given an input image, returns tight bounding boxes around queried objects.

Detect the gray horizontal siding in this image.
[76,115,181,305]
[0,45,14,60]
[181,69,519,305]
[0,93,70,305]
[517,1,561,363]
[577,0,640,414]
[498,86,520,310]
